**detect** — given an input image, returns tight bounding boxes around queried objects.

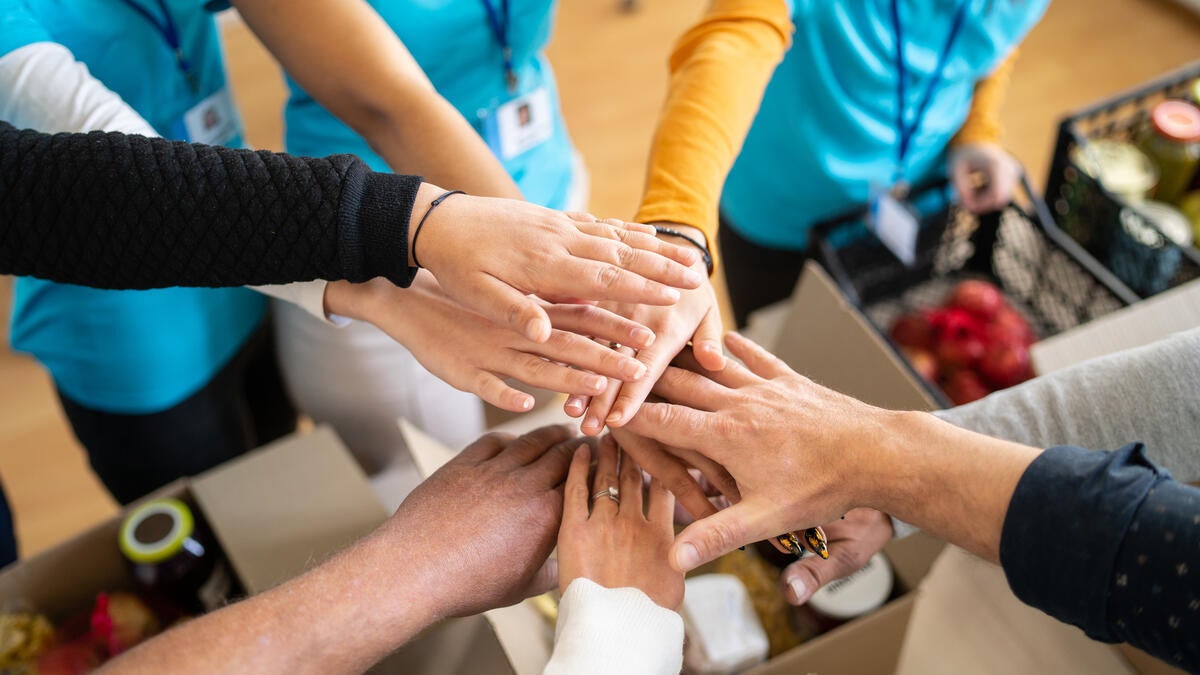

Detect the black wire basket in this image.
[809,176,1138,408]
[1044,59,1200,298]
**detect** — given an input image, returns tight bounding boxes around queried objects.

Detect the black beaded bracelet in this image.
[411,189,466,269]
[653,225,713,276]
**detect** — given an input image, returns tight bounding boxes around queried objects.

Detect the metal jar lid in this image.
[1071,138,1159,200]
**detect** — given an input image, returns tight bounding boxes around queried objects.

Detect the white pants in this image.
[272,154,590,493]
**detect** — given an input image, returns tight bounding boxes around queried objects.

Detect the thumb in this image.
[781,542,871,606]
[671,503,770,572]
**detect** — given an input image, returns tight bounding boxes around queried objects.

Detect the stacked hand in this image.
[949,143,1021,214]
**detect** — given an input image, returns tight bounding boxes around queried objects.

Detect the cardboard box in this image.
[0,427,390,643]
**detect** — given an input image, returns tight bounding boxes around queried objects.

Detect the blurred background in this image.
[0,0,1197,559]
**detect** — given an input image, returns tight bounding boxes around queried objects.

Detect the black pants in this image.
[57,318,297,505]
[719,213,811,329]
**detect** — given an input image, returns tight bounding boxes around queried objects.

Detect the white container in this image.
[681,574,770,675]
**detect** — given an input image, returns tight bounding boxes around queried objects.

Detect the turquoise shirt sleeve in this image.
[0,0,51,57]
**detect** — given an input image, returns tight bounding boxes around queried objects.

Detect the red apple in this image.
[34,640,100,675]
[979,343,1034,389]
[889,312,934,350]
[948,280,1005,320]
[936,335,987,370]
[901,347,939,383]
[943,369,991,406]
[986,307,1036,348]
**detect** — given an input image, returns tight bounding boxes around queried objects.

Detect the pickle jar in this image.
[119,498,232,614]
[1137,100,1200,204]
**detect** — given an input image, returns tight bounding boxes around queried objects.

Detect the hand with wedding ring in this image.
[556,436,684,610]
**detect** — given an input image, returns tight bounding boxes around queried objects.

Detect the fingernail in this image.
[519,396,534,411]
[526,316,548,341]
[606,410,624,425]
[586,375,607,392]
[631,327,655,348]
[565,400,583,416]
[787,578,809,604]
[620,360,647,381]
[684,269,704,286]
[663,288,681,302]
[676,543,700,571]
[584,416,601,434]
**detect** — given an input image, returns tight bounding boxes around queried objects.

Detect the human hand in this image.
[608,426,739,524]
[326,273,656,411]
[557,436,684,610]
[779,509,894,606]
[949,143,1021,214]
[623,332,897,571]
[411,187,704,343]
[565,223,725,435]
[382,425,586,619]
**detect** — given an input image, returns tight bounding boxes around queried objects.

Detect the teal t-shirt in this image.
[282,0,575,210]
[2,0,266,414]
[721,0,1049,250]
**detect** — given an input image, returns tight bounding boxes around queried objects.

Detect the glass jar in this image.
[790,552,894,637]
[1137,100,1200,204]
[118,498,232,614]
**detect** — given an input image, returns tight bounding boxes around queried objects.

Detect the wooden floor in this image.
[1,0,1198,559]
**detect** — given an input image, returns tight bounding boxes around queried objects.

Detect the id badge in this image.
[482,87,554,160]
[170,89,239,146]
[868,185,920,267]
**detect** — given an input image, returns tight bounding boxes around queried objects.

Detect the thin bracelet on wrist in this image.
[653,225,713,276]
[411,189,466,268]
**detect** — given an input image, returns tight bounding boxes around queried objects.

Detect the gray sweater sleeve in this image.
[890,328,1200,538]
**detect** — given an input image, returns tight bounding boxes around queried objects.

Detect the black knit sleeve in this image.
[0,122,420,289]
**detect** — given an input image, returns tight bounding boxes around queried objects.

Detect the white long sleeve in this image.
[251,282,350,326]
[0,42,158,136]
[544,578,684,675]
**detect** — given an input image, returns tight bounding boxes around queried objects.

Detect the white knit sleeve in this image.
[544,578,684,675]
[0,42,158,136]
[250,281,351,326]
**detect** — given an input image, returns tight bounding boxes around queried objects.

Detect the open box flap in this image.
[191,426,389,595]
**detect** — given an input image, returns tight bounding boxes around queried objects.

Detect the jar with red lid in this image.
[1137,100,1200,204]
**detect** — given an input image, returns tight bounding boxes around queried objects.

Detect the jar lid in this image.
[1071,139,1158,199]
[807,553,894,621]
[119,498,195,565]
[1151,100,1200,143]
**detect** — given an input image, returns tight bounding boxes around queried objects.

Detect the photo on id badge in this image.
[492,87,553,160]
[181,89,239,146]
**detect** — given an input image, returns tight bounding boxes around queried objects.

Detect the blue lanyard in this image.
[890,0,970,180]
[480,0,517,93]
[120,0,198,93]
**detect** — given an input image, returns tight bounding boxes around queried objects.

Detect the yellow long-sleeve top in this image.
[634,0,1017,270]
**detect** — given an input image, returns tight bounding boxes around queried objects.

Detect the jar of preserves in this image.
[1137,100,1200,204]
[118,498,233,614]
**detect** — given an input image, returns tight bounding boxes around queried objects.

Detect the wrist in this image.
[322,278,394,322]
[651,222,712,276]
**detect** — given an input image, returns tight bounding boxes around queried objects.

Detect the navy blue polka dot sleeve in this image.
[1000,444,1200,672]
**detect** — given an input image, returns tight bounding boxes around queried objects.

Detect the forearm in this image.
[234,0,521,200]
[867,411,1041,562]
[0,122,420,289]
[102,528,437,674]
[634,0,792,259]
[950,49,1017,147]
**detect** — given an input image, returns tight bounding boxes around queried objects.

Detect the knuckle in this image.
[614,243,637,268]
[595,264,622,290]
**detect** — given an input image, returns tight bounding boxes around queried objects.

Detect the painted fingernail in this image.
[620,359,647,381]
[631,327,655,348]
[586,375,607,392]
[676,543,700,571]
[787,578,808,604]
